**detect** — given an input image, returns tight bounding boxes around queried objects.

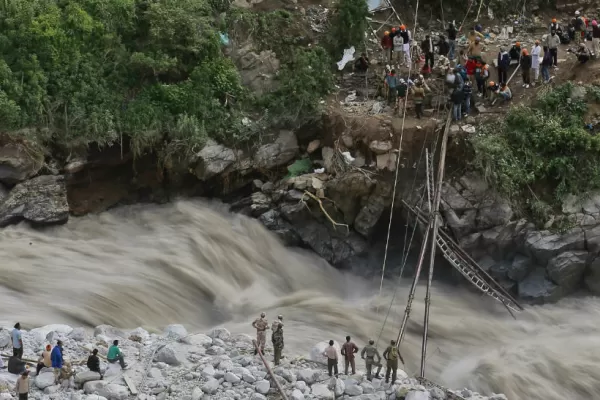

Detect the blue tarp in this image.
[220,33,230,46]
[368,0,387,12]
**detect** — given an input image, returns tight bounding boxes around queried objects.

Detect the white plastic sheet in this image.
[336,46,356,70]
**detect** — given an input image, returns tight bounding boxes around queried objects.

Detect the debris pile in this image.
[0,324,509,400]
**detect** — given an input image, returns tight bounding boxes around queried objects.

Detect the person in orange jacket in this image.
[381,31,393,61]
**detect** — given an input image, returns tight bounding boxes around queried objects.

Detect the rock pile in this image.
[0,324,507,400]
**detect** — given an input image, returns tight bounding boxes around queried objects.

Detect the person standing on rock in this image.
[15,369,30,400]
[12,323,23,359]
[107,340,127,369]
[340,336,359,375]
[383,340,404,384]
[36,344,52,376]
[271,315,284,366]
[531,40,542,85]
[361,339,382,381]
[323,340,339,377]
[252,312,269,355]
[87,349,103,379]
[51,340,64,384]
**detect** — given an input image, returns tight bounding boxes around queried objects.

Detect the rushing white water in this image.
[1,200,598,400]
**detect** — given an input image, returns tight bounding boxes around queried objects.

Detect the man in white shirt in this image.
[531,40,542,84]
[322,340,339,377]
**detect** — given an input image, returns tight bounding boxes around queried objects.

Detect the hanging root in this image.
[301,191,350,233]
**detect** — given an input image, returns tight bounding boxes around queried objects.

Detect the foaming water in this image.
[1,200,598,399]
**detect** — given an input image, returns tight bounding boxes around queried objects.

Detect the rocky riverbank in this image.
[0,324,507,400]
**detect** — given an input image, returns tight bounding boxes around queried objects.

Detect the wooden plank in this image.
[123,372,138,395]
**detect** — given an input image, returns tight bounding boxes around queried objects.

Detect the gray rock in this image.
[68,327,87,342]
[526,229,586,265]
[258,209,301,246]
[562,194,582,214]
[476,200,514,230]
[291,389,305,400]
[208,327,231,340]
[0,175,69,227]
[441,183,472,211]
[0,329,11,348]
[369,140,393,154]
[345,382,363,396]
[354,181,391,237]
[518,268,562,304]
[254,131,298,170]
[546,251,588,293]
[0,142,44,184]
[193,143,237,180]
[84,381,129,400]
[156,344,186,365]
[322,147,335,172]
[507,254,533,282]
[261,182,274,193]
[459,173,489,197]
[326,172,375,225]
[311,383,332,399]
[585,256,600,294]
[93,325,126,338]
[234,45,280,95]
[225,372,241,384]
[75,371,102,385]
[255,380,270,394]
[444,209,477,238]
[250,192,271,217]
[35,372,56,389]
[201,378,220,394]
[406,391,431,400]
[585,224,600,254]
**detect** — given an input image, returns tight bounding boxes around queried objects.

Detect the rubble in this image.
[0,324,506,400]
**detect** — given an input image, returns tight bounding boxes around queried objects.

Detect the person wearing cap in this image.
[592,20,600,56]
[509,42,521,63]
[271,315,284,366]
[520,49,532,88]
[15,369,30,400]
[51,340,64,384]
[573,11,586,46]
[361,339,382,381]
[475,62,489,97]
[399,25,411,65]
[381,31,393,62]
[549,18,561,35]
[252,312,269,355]
[36,344,52,376]
[531,40,542,84]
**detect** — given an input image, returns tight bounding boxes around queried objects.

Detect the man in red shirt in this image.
[340,336,359,375]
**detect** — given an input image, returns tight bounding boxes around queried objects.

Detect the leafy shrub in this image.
[328,0,369,56]
[470,83,600,206]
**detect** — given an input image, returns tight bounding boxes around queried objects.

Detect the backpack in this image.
[388,346,398,360]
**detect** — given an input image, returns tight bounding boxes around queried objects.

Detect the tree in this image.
[328,0,370,57]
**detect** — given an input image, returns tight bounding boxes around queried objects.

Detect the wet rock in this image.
[518,268,562,304]
[546,251,588,294]
[258,209,301,246]
[476,199,513,230]
[193,143,237,180]
[307,140,321,154]
[584,256,600,294]
[254,131,299,170]
[250,192,272,217]
[444,209,477,238]
[354,181,391,237]
[562,194,582,214]
[507,254,533,282]
[441,183,472,211]
[0,142,44,184]
[326,172,375,225]
[0,175,69,227]
[584,224,600,254]
[526,228,586,265]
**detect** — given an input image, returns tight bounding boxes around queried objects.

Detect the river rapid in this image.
[1,200,599,400]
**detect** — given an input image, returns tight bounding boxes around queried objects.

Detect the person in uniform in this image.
[382,340,405,384]
[360,339,382,381]
[271,315,284,365]
[252,312,269,355]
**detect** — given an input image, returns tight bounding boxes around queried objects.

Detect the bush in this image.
[328,0,370,57]
[470,83,600,207]
[0,0,245,155]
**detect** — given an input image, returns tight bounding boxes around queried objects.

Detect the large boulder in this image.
[84,381,128,400]
[518,268,562,304]
[546,251,588,294]
[443,209,477,238]
[0,175,69,227]
[584,224,600,254]
[368,140,393,154]
[475,199,514,230]
[585,256,600,294]
[354,181,391,237]
[233,45,280,95]
[507,254,533,282]
[258,210,301,246]
[525,229,586,265]
[326,172,375,225]
[75,371,102,386]
[35,372,56,389]
[440,183,473,211]
[0,142,44,184]
[254,131,298,170]
[193,143,237,180]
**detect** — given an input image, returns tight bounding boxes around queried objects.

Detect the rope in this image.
[376,0,422,313]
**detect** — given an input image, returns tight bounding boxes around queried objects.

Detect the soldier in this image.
[382,340,405,384]
[271,315,284,365]
[252,312,269,355]
[360,339,382,381]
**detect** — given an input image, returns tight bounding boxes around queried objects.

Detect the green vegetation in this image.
[286,158,312,177]
[328,0,370,56]
[470,83,600,221]
[0,0,334,158]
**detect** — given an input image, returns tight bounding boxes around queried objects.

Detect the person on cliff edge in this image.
[341,335,359,375]
[252,312,269,355]
[271,315,284,365]
[361,339,382,381]
[383,340,404,384]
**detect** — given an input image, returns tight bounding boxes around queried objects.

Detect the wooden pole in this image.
[420,111,453,378]
[252,340,289,400]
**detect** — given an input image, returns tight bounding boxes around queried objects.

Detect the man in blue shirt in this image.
[51,340,64,384]
[12,323,23,359]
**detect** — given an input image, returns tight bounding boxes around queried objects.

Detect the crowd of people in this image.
[1,322,128,399]
[373,11,599,121]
